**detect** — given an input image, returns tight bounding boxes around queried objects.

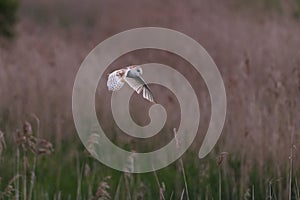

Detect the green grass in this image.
[0,125,299,200]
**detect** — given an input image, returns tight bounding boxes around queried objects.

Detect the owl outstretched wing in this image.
[107,70,125,91]
[124,76,155,103]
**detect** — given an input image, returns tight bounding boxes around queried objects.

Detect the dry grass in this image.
[0,0,300,199]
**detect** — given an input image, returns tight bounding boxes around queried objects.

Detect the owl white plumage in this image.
[107,66,155,103]
[107,70,125,91]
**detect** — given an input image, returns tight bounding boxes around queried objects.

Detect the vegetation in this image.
[0,120,299,199]
[0,0,19,37]
[0,0,300,199]
[294,0,300,18]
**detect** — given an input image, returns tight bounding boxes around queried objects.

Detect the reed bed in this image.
[0,0,300,199]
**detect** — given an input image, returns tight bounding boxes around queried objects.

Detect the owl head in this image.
[135,66,143,75]
[127,66,143,77]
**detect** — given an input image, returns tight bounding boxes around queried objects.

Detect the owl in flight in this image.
[107,65,155,103]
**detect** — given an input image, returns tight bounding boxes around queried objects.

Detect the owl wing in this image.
[124,76,155,103]
[107,71,125,91]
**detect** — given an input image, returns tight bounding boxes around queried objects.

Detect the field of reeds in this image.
[1,0,300,199]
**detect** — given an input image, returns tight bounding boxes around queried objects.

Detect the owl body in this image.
[107,66,155,103]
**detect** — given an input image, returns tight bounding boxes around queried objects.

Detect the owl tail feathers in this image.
[142,85,156,103]
[136,85,143,94]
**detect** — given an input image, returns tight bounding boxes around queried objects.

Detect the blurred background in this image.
[0,0,300,199]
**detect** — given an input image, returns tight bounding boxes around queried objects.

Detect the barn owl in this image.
[107,66,155,103]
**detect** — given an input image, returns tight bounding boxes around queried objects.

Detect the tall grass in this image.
[0,124,300,199]
[0,0,300,199]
